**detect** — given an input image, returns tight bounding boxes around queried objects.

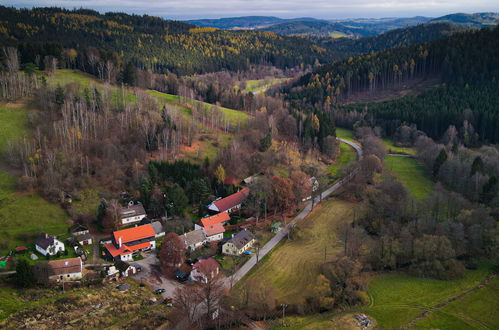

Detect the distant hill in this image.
[429,12,499,28]
[318,22,465,59]
[333,16,432,35]
[185,16,319,29]
[259,20,373,38]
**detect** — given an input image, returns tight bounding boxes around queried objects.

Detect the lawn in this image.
[335,127,355,141]
[385,155,434,198]
[327,142,357,177]
[235,200,354,304]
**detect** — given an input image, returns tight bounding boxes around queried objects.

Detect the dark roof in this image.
[74,232,92,242]
[175,269,188,279]
[140,217,152,225]
[115,260,132,272]
[151,221,164,235]
[227,229,254,249]
[70,224,89,234]
[35,232,55,250]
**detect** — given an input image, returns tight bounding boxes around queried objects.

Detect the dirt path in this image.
[402,274,496,329]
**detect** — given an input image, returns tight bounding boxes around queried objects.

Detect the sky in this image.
[3,0,499,20]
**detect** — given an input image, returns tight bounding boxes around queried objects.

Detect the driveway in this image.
[131,252,181,299]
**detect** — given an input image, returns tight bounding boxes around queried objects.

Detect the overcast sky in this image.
[4,0,499,20]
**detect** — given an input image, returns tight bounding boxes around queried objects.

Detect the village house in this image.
[119,202,147,226]
[194,212,231,230]
[104,224,156,261]
[34,257,83,284]
[204,223,225,242]
[183,229,207,251]
[70,224,93,246]
[207,188,249,213]
[190,257,219,283]
[151,221,165,238]
[114,260,137,277]
[222,229,255,256]
[35,232,65,257]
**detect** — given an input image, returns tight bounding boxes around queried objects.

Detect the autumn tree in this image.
[271,176,294,217]
[102,199,121,232]
[159,232,186,277]
[214,164,226,184]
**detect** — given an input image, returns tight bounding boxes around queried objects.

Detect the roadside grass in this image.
[327,142,356,177]
[385,155,434,198]
[234,200,354,304]
[335,127,355,142]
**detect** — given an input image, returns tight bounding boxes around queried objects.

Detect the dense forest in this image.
[0,6,329,76]
[286,25,499,143]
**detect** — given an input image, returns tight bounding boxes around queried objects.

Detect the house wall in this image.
[206,233,223,242]
[48,271,82,282]
[35,245,48,256]
[119,253,133,262]
[78,238,93,246]
[36,239,65,256]
[121,214,146,225]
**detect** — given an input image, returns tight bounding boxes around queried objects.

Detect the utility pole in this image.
[281,304,288,325]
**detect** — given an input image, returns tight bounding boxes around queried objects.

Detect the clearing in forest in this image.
[385,155,433,198]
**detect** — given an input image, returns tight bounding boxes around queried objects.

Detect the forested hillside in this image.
[317,23,465,60]
[0,6,329,75]
[259,20,366,37]
[286,25,499,143]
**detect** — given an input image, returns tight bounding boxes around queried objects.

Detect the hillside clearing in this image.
[327,142,356,177]
[385,155,434,198]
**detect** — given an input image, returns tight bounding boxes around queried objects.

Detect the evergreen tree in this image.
[259,130,272,152]
[470,156,484,177]
[121,61,137,85]
[15,259,35,288]
[433,149,448,178]
[166,184,188,217]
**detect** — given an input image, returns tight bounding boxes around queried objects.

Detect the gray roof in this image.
[151,221,164,235]
[74,232,92,242]
[227,229,254,250]
[183,229,206,248]
[119,204,146,218]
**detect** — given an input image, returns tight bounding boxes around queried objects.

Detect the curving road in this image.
[225,137,363,287]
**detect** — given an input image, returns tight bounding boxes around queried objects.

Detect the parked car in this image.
[155,288,166,294]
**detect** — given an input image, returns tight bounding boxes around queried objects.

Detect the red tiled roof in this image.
[212,188,249,212]
[45,257,82,276]
[201,212,230,227]
[204,223,225,237]
[113,224,155,244]
[15,246,27,252]
[105,243,132,257]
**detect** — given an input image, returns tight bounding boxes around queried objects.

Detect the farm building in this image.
[207,188,249,213]
[104,224,156,261]
[195,212,230,230]
[70,224,92,246]
[35,232,65,257]
[222,229,255,256]
[34,257,83,284]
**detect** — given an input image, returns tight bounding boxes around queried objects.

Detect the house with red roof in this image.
[104,224,156,261]
[193,212,230,242]
[207,188,249,213]
[190,257,219,283]
[203,223,225,242]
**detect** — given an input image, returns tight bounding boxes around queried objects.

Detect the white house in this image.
[119,202,147,226]
[222,229,255,256]
[190,258,219,283]
[203,223,225,242]
[34,257,83,284]
[35,232,65,257]
[104,224,156,262]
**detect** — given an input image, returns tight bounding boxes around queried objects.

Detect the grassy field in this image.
[327,142,357,177]
[235,200,354,304]
[0,103,68,255]
[382,137,416,155]
[270,265,494,329]
[385,155,434,198]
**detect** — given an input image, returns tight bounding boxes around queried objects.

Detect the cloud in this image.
[4,0,499,19]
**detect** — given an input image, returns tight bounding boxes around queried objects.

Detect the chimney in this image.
[118,237,122,248]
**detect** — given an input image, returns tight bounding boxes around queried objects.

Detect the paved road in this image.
[225,137,363,287]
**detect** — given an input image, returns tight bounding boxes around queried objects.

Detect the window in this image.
[67,274,70,277]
